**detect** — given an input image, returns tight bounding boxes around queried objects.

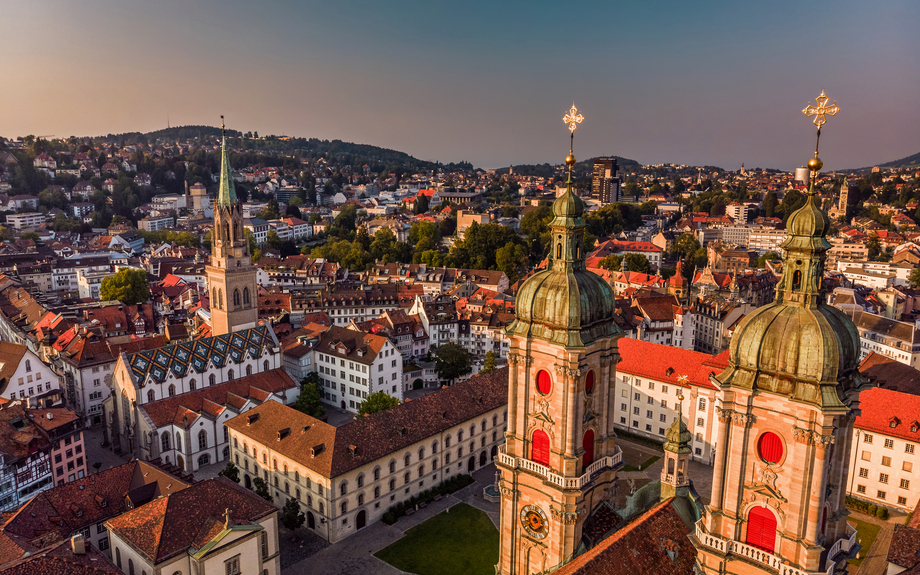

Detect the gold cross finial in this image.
[220,115,226,138]
[803,90,839,129]
[563,102,584,134]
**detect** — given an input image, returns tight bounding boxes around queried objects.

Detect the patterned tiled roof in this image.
[126,326,273,385]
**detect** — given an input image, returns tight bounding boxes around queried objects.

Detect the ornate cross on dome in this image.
[562,103,584,181]
[802,90,840,188]
[802,91,839,129]
[563,103,584,133]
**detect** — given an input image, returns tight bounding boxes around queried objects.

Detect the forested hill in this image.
[92,126,472,173]
[494,155,640,178]
[874,151,920,170]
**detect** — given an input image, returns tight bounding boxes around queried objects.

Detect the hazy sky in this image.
[1,0,918,171]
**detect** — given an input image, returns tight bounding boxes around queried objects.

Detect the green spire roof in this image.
[217,131,237,209]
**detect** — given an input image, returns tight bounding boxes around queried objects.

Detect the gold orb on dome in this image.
[565,154,576,166]
[808,157,823,172]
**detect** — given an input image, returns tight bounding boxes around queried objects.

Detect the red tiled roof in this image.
[105,477,275,564]
[617,338,720,390]
[887,524,920,573]
[858,352,920,395]
[142,368,296,428]
[855,386,920,442]
[227,368,509,478]
[554,499,696,575]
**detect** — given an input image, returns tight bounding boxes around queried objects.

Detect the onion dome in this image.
[508,185,621,348]
[664,410,692,455]
[716,161,866,408]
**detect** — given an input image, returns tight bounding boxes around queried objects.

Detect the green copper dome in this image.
[716,189,866,408]
[664,411,692,455]
[507,186,621,348]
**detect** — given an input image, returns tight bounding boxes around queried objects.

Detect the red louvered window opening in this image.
[582,429,595,467]
[536,370,552,395]
[532,430,550,467]
[746,506,777,553]
[758,432,783,464]
[585,371,595,395]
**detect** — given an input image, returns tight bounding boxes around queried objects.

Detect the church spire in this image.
[217,116,237,209]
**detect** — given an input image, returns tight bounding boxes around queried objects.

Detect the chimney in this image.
[71,534,86,555]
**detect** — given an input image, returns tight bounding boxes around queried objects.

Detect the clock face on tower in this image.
[520,504,549,539]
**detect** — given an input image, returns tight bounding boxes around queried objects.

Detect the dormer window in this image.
[890,417,900,428]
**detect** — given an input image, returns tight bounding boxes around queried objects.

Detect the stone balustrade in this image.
[496,444,623,489]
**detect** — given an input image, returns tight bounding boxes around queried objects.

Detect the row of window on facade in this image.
[144,361,271,401]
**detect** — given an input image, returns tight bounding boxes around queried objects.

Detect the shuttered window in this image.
[536,371,552,395]
[532,430,550,466]
[757,432,783,464]
[746,506,777,553]
[582,429,595,467]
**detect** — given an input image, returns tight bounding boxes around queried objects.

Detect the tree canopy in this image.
[294,373,325,419]
[433,343,473,383]
[357,392,400,416]
[99,268,149,305]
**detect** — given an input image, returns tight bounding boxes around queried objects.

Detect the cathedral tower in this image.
[206,118,258,336]
[497,105,624,575]
[693,92,866,575]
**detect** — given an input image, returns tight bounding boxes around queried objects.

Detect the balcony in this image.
[694,519,858,575]
[496,444,623,490]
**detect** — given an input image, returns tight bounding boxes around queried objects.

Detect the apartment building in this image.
[847,387,919,512]
[314,325,403,413]
[138,215,174,231]
[226,369,508,543]
[5,212,45,230]
[0,341,62,405]
[847,310,920,368]
[614,338,726,463]
[748,227,788,255]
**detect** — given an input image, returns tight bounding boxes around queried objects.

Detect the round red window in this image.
[758,432,784,464]
[536,370,552,395]
[585,370,595,395]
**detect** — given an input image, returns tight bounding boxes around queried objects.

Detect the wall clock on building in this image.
[520,504,549,539]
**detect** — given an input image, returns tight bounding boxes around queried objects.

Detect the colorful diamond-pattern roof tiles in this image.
[127,326,272,385]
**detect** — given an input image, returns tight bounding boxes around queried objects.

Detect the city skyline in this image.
[1,0,918,171]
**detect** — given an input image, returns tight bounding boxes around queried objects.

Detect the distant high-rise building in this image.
[591,158,620,204]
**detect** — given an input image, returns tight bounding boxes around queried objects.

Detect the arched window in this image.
[340,481,347,496]
[234,437,239,448]
[175,432,181,450]
[445,435,451,448]
[285,482,290,494]
[128,558,135,575]
[418,447,425,459]
[556,243,562,259]
[746,506,777,553]
[264,360,270,372]
[189,378,197,391]
[389,479,396,492]
[357,474,364,488]
[273,458,278,470]
[582,429,595,467]
[168,384,176,397]
[228,369,234,380]
[198,430,207,450]
[223,223,230,242]
[792,270,802,291]
[25,360,31,372]
[244,287,251,305]
[531,430,550,466]
[470,424,476,437]
[481,419,486,432]
[234,289,241,307]
[492,415,497,427]
[162,433,170,452]
[246,365,253,376]
[147,390,155,402]
[263,452,267,464]
[373,466,381,480]
[458,430,464,441]
[404,453,411,467]
[209,374,216,387]
[198,453,210,466]
[389,460,396,473]
[218,289,223,310]
[341,500,348,514]
[115,548,121,569]
[358,493,365,505]
[432,441,438,454]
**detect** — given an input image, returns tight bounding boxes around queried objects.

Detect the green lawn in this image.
[621,455,661,472]
[847,519,881,567]
[375,503,499,575]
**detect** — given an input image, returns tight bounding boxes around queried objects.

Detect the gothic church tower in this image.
[497,105,624,575]
[693,95,867,575]
[206,119,258,336]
